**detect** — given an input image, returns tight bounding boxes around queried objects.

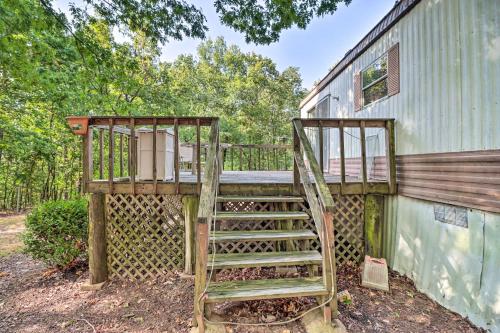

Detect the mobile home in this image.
[300,0,500,331]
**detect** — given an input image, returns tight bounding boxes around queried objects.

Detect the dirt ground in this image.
[0,213,26,257]
[0,252,484,333]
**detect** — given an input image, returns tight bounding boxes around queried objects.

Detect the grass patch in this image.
[0,214,26,256]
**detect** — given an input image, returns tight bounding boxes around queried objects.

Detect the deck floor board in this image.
[111,171,363,184]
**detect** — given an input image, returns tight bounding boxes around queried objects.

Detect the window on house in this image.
[362,55,388,106]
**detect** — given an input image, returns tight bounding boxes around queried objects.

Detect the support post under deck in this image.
[89,192,108,284]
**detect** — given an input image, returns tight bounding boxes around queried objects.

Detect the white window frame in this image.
[361,53,388,107]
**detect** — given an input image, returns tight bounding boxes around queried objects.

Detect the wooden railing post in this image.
[82,128,93,193]
[98,128,104,179]
[129,119,136,195]
[323,211,338,321]
[174,119,180,194]
[338,120,346,194]
[293,127,300,194]
[193,222,208,331]
[319,121,324,174]
[293,118,337,324]
[196,119,201,194]
[108,118,114,194]
[119,133,124,177]
[193,119,219,331]
[386,120,397,194]
[152,118,158,194]
[360,121,368,194]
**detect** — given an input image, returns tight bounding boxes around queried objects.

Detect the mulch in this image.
[0,254,485,332]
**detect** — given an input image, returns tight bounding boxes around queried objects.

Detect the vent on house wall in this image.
[434,204,468,228]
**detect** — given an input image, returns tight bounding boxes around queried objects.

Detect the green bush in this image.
[24,198,88,267]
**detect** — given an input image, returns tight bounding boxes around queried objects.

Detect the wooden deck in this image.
[87,171,391,195]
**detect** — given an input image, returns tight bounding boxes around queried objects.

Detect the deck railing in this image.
[291,117,396,321]
[292,119,338,322]
[295,118,396,195]
[193,120,220,329]
[81,116,218,194]
[220,144,292,171]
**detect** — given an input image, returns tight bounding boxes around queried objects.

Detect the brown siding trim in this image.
[396,150,500,214]
[300,0,421,108]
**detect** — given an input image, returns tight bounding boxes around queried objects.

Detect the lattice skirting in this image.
[217,195,365,264]
[105,194,185,280]
[332,195,365,263]
[216,201,278,253]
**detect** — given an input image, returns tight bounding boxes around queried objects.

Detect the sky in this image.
[53,0,395,89]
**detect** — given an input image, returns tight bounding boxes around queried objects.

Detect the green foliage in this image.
[23,199,88,267]
[215,0,351,44]
[39,0,348,45]
[0,0,305,210]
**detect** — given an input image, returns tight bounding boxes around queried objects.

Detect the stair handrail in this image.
[193,118,220,329]
[292,118,338,321]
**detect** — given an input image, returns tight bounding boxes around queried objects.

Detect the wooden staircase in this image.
[193,120,339,332]
[205,195,327,305]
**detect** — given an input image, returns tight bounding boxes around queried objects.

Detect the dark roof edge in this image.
[299,0,422,109]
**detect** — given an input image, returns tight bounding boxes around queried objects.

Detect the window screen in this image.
[362,55,388,106]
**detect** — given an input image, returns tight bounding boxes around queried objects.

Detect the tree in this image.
[41,0,350,45]
[0,1,306,210]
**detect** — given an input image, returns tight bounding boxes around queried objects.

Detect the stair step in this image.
[206,277,328,303]
[210,251,322,269]
[210,229,317,242]
[217,196,304,203]
[215,211,309,221]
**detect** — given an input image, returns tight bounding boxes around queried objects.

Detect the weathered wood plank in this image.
[360,121,368,194]
[98,128,104,179]
[298,118,389,128]
[82,129,93,192]
[196,120,219,225]
[129,119,136,194]
[108,119,114,194]
[119,133,124,177]
[322,211,338,320]
[386,120,397,194]
[206,277,327,303]
[196,119,201,194]
[339,120,346,194]
[293,128,300,194]
[152,118,157,194]
[215,211,309,221]
[216,195,303,203]
[319,122,324,174]
[210,251,322,269]
[294,151,323,238]
[183,195,199,275]
[89,193,108,284]
[90,116,218,126]
[210,229,316,242]
[193,222,208,329]
[293,120,335,212]
[174,119,180,194]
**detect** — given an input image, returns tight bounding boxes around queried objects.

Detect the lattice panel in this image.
[297,196,364,264]
[214,196,364,264]
[215,201,278,253]
[333,195,364,263]
[106,194,185,280]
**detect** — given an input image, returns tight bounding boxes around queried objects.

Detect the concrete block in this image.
[361,255,389,292]
[80,281,106,291]
[302,308,346,333]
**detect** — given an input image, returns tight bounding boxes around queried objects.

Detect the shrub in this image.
[24,198,88,267]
